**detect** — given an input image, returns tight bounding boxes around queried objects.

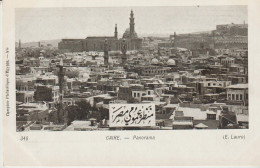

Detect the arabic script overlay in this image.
[109,104,155,127]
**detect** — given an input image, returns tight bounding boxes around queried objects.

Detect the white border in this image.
[2,0,260,166]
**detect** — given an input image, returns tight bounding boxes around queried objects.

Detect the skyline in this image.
[16,6,247,43]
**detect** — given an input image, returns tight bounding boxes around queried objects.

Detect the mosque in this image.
[151,58,176,67]
[58,10,143,52]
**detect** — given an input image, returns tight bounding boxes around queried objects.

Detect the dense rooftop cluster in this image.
[15,23,248,131]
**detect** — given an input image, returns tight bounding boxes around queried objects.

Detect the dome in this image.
[151,58,159,65]
[123,27,138,38]
[167,59,176,66]
[125,28,130,33]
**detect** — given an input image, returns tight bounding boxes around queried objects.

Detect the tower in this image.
[19,39,21,49]
[173,32,177,46]
[104,39,109,65]
[212,31,215,50]
[121,38,127,65]
[129,9,135,38]
[57,59,65,123]
[114,24,118,38]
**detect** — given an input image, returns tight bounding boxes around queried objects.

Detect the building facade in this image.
[170,23,248,54]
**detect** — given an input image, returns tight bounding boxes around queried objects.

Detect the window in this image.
[137,93,140,97]
[134,93,136,97]
[236,94,239,101]
[228,94,231,100]
[240,94,243,100]
[232,94,235,100]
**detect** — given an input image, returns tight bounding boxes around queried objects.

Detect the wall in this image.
[58,37,143,52]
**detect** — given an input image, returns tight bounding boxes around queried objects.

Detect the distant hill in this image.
[139,33,170,38]
[16,39,61,48]
[177,31,212,36]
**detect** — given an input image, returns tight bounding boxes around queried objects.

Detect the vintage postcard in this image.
[2,0,260,167]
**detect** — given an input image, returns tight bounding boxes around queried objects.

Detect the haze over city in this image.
[16,6,247,43]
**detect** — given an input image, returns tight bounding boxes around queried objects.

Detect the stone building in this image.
[57,39,84,53]
[58,10,143,52]
[170,23,248,54]
[215,23,248,36]
[227,84,248,105]
[34,84,60,103]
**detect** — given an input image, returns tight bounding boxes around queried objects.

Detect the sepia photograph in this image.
[15,6,248,131]
[3,0,260,166]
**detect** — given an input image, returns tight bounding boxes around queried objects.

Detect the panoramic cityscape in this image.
[15,7,248,131]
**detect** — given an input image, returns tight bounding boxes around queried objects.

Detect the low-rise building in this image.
[227,84,248,105]
[16,91,34,103]
[34,84,60,103]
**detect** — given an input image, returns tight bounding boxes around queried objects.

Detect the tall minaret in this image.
[173,32,177,47]
[114,24,118,38]
[129,9,135,37]
[121,38,127,65]
[19,39,21,49]
[104,39,109,66]
[57,58,65,123]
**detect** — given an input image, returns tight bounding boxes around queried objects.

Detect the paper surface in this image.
[2,0,260,166]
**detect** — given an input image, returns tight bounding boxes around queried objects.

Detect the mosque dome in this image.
[167,59,176,66]
[123,28,138,38]
[124,28,130,33]
[151,58,159,65]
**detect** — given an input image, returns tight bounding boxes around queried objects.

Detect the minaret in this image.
[57,58,65,123]
[129,9,135,37]
[114,24,118,38]
[121,38,127,65]
[104,39,109,66]
[38,41,41,47]
[173,32,177,47]
[212,31,215,50]
[19,39,21,49]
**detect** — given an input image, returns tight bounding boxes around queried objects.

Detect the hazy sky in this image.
[16,6,247,42]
